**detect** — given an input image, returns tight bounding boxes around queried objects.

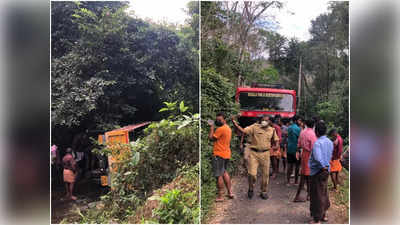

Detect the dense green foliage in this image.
[52,1,200,223]
[136,164,199,224]
[152,164,200,224]
[153,188,199,224]
[51,1,199,147]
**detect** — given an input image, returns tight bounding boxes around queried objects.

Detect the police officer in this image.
[232,115,279,199]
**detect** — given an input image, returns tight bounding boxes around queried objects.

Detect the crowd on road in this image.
[208,113,345,224]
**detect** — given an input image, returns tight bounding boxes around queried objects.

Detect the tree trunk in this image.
[326,48,330,100]
[297,58,302,113]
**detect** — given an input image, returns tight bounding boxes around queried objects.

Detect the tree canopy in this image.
[51,1,199,146]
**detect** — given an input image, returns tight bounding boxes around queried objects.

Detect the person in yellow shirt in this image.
[208,112,233,202]
[232,115,279,200]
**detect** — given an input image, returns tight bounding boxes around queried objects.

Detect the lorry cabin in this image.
[236,83,296,127]
[98,122,151,187]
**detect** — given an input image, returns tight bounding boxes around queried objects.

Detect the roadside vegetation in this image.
[61,102,199,224]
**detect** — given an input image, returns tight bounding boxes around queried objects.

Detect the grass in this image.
[327,168,349,223]
[335,169,349,206]
[59,164,199,224]
[327,168,349,205]
[129,163,200,224]
[200,180,217,223]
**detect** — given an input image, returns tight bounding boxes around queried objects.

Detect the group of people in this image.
[208,113,344,224]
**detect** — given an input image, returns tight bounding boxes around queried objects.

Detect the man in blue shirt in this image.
[308,121,333,224]
[286,116,302,185]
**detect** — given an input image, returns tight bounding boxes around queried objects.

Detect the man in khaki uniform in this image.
[232,115,279,199]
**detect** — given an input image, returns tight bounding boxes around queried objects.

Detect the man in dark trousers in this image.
[309,121,333,223]
[280,118,290,172]
[294,119,317,202]
[286,116,302,185]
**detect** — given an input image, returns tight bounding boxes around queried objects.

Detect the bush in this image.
[133,163,200,224]
[134,111,199,193]
[153,189,199,224]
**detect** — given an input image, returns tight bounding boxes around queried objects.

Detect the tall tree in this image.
[201,1,283,85]
[265,1,349,137]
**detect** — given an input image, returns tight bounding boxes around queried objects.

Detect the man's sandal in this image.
[226,194,235,199]
[215,197,224,202]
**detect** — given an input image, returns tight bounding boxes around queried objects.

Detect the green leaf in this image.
[179,101,187,112]
[178,120,191,130]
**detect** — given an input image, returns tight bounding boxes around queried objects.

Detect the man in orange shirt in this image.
[208,112,233,202]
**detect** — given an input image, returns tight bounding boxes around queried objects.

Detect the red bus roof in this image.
[239,111,296,118]
[236,87,296,95]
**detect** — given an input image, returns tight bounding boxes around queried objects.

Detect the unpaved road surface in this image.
[51,178,108,224]
[207,167,348,224]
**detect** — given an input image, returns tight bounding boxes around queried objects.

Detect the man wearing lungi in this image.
[308,121,333,223]
[294,119,317,202]
[328,128,343,191]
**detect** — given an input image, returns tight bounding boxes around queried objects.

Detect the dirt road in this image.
[51,177,108,224]
[207,167,348,224]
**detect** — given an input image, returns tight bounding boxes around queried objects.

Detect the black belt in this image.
[250,148,268,153]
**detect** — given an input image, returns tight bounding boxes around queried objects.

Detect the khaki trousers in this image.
[247,149,270,194]
[243,145,250,169]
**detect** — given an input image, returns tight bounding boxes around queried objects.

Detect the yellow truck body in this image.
[98,122,150,187]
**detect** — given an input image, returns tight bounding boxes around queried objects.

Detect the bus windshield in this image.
[239,92,294,112]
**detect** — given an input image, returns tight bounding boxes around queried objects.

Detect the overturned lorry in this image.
[97,122,151,188]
